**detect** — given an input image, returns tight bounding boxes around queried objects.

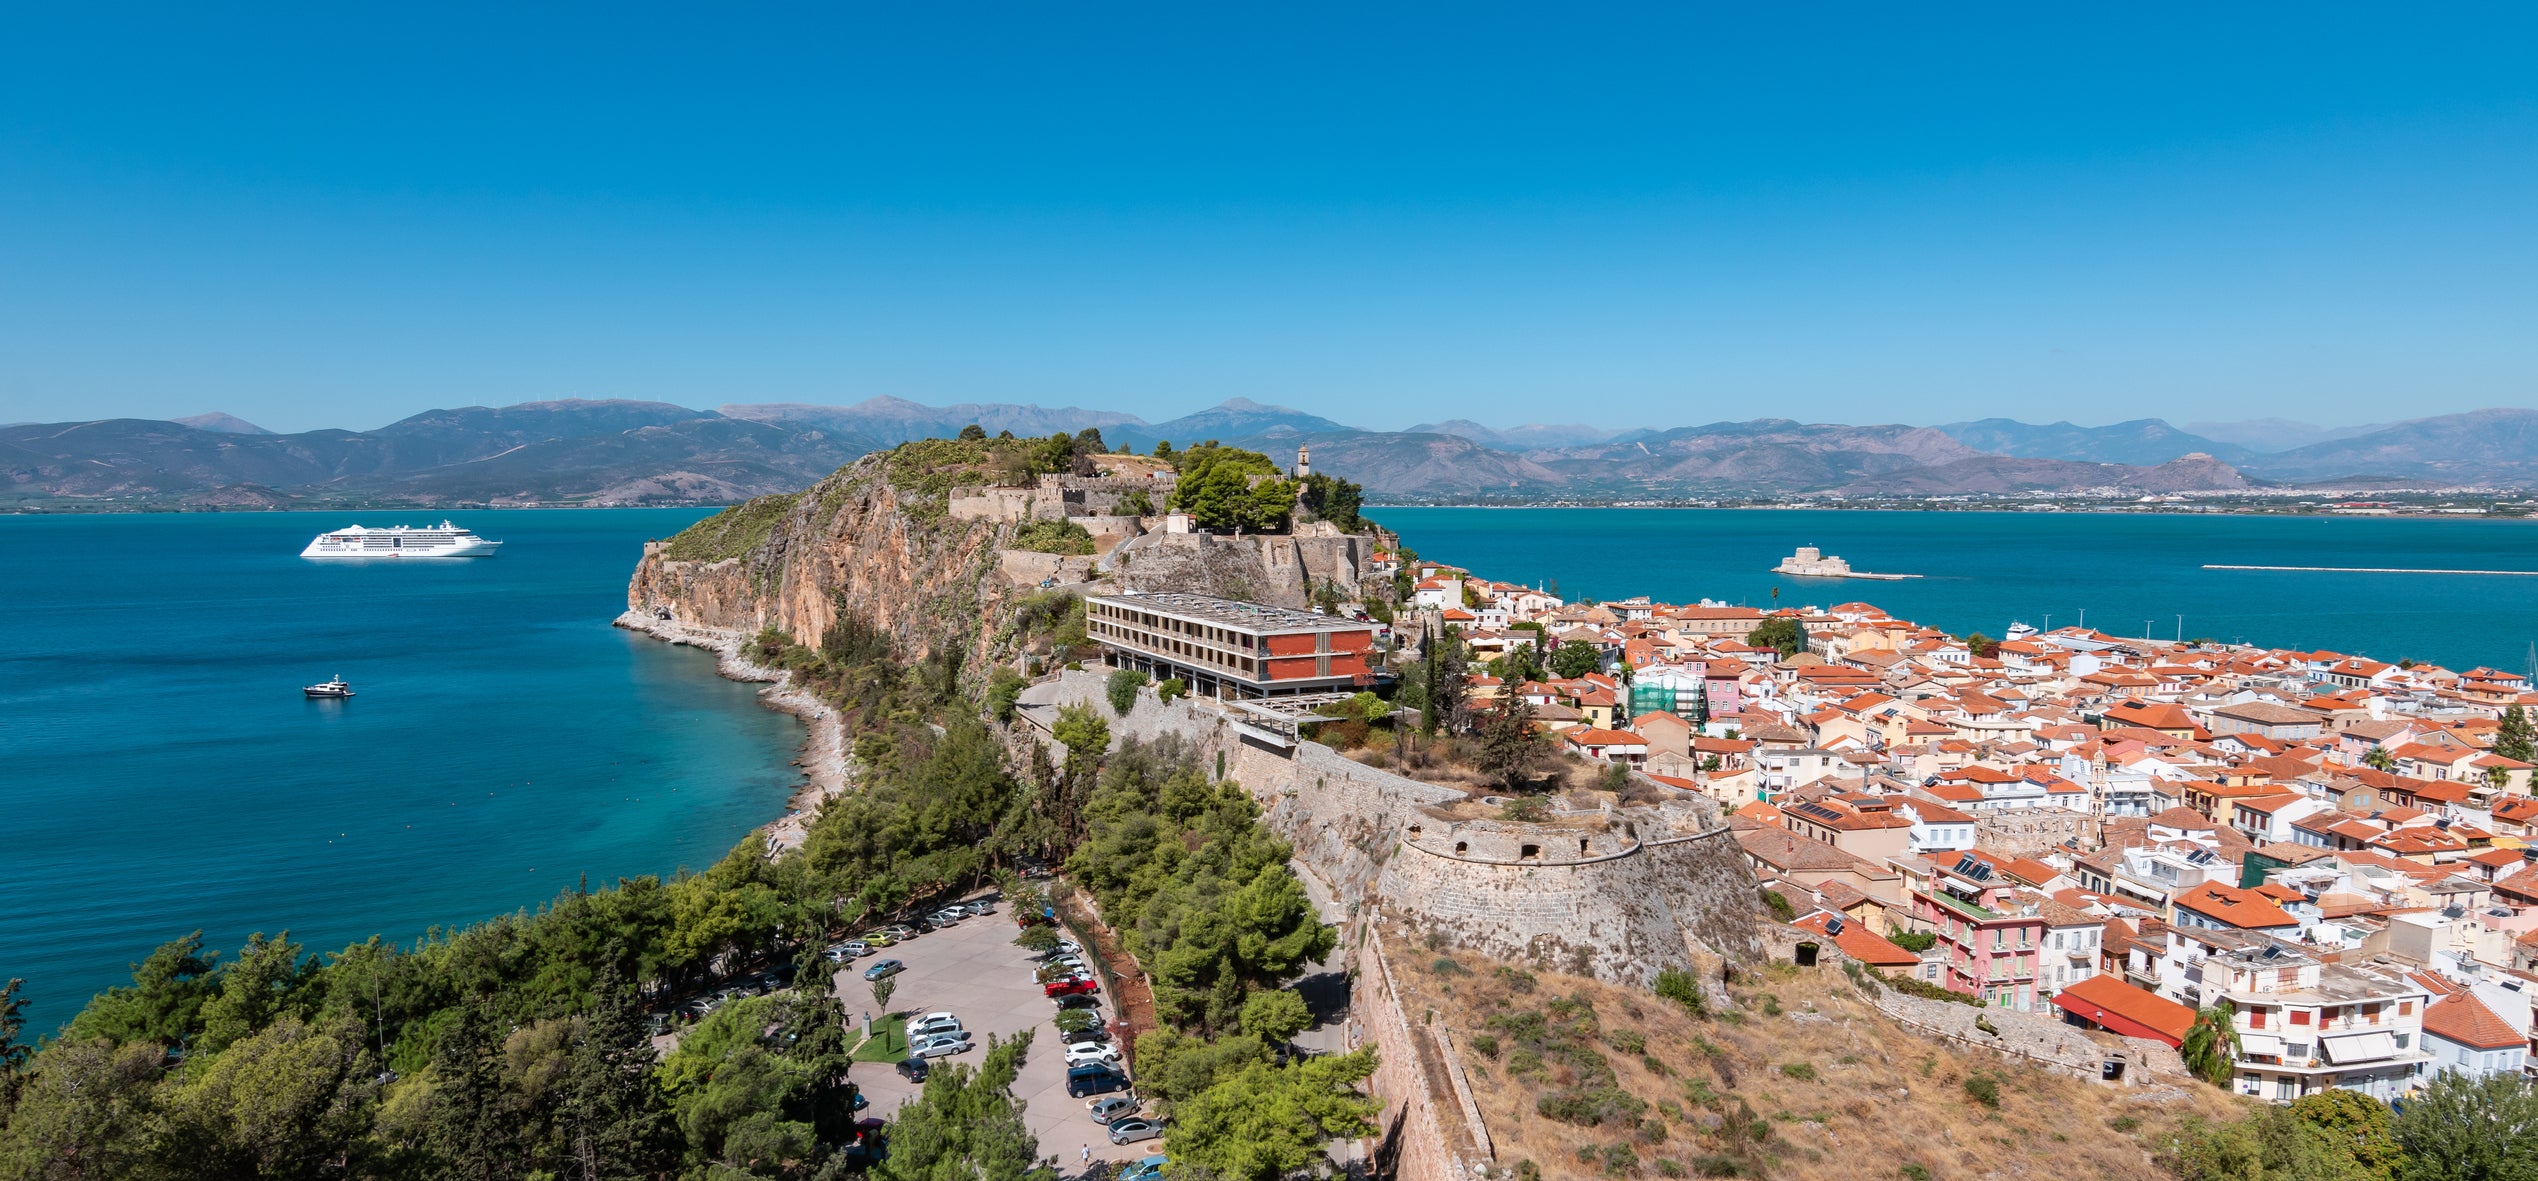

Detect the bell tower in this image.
[1294,443,1311,478]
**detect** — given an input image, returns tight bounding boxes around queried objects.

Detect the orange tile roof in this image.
[2423,992,2522,1050]
[2051,973,2197,1046]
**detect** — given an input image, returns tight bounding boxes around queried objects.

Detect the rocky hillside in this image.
[625,451,1019,672]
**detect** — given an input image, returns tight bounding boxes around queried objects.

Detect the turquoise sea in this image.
[1,510,804,1032]
[1370,508,2538,674]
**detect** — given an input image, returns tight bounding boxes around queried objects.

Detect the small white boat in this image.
[303,676,355,699]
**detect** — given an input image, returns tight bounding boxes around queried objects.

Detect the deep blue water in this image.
[1,510,803,1032]
[1370,508,2538,673]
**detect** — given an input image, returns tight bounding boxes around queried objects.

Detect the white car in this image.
[1063,1042,1123,1067]
[909,1013,963,1040]
[1040,940,1081,958]
[911,1033,974,1058]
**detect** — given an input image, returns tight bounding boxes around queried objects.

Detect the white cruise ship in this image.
[301,521,503,559]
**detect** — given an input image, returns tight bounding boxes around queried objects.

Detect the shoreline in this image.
[613,610,848,854]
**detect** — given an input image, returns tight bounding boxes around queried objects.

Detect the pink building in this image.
[1913,853,2049,1012]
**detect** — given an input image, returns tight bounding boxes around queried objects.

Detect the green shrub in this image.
[1901,1166,1931,1181]
[1761,889,1795,923]
[1011,518,1096,555]
[1605,1029,1646,1056]
[1886,928,1938,953]
[985,668,1027,722]
[1467,1034,1500,1059]
[1652,968,1706,1017]
[1496,966,1538,993]
[1105,668,1149,715]
[1432,957,1469,977]
[660,492,800,562]
[1778,1062,1817,1082]
[1963,1073,2000,1109]
[2108,1114,2141,1133]
[1536,1086,1647,1128]
[1154,677,1187,703]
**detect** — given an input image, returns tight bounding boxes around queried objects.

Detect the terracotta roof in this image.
[2423,992,2522,1050]
[1791,911,1921,967]
[2172,881,2300,929]
[2051,973,2198,1046]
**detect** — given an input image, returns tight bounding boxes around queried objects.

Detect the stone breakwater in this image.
[613,610,848,852]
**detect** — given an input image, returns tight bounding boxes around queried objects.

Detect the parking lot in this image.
[828,896,1152,1173]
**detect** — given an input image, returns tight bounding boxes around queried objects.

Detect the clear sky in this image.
[3,3,2535,433]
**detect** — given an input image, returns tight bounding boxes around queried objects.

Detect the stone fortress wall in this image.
[1018,669,1762,980]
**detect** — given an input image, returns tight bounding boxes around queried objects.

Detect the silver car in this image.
[909,1032,973,1059]
[1087,1095,1140,1125]
[1106,1117,1163,1145]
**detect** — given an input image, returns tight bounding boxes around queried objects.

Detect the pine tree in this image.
[560,970,675,1180]
[2497,704,2534,764]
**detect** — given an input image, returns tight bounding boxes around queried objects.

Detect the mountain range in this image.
[8,397,2536,509]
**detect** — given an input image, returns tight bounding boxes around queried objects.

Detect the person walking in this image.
[1081,1144,1092,1167]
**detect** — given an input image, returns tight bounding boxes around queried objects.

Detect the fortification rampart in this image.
[1017,670,1761,982]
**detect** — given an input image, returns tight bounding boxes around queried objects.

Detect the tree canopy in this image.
[1168,445,1295,531]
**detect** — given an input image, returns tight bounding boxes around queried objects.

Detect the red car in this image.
[1044,977,1099,997]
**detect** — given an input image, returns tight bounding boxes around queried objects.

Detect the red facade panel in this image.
[1264,633,1320,657]
[1328,652,1369,677]
[1265,656,1321,681]
[1326,629,1375,653]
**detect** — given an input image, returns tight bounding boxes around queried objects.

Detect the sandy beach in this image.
[614,611,848,853]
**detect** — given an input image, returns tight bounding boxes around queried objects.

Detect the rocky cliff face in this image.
[626,455,1013,667]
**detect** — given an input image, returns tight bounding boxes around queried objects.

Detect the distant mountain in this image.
[172,412,272,435]
[10,397,2537,509]
[719,397,1140,451]
[1934,418,2255,466]
[1404,419,1624,451]
[2,400,863,508]
[1104,399,1352,452]
[2242,409,2538,484]
[2181,417,2388,453]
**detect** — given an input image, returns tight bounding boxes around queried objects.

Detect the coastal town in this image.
[1385,554,2538,1104]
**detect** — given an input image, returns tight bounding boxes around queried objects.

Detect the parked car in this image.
[859,931,898,948]
[1044,978,1098,998]
[1053,993,1103,1012]
[1065,1064,1131,1098]
[1119,1154,1168,1181]
[1087,1095,1140,1125]
[909,1013,963,1039]
[910,1033,973,1059]
[863,959,904,982]
[961,899,996,917]
[824,940,873,961]
[881,924,917,940]
[1063,1043,1122,1068]
[1062,1023,1111,1044]
[1106,1117,1164,1145]
[895,1057,929,1083]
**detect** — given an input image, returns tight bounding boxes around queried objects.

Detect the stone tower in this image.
[1294,443,1311,478]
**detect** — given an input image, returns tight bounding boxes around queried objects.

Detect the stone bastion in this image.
[1019,670,1761,986]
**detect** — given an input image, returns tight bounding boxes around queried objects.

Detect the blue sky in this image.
[3,4,2534,433]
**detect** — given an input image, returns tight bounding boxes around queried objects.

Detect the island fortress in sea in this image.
[1773,545,1918,580]
[300,521,502,558]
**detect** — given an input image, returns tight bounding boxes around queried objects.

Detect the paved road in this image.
[830,898,1156,1174]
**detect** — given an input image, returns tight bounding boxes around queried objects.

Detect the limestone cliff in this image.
[626,454,1014,669]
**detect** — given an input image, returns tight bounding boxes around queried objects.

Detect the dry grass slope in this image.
[1391,950,2249,1181]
